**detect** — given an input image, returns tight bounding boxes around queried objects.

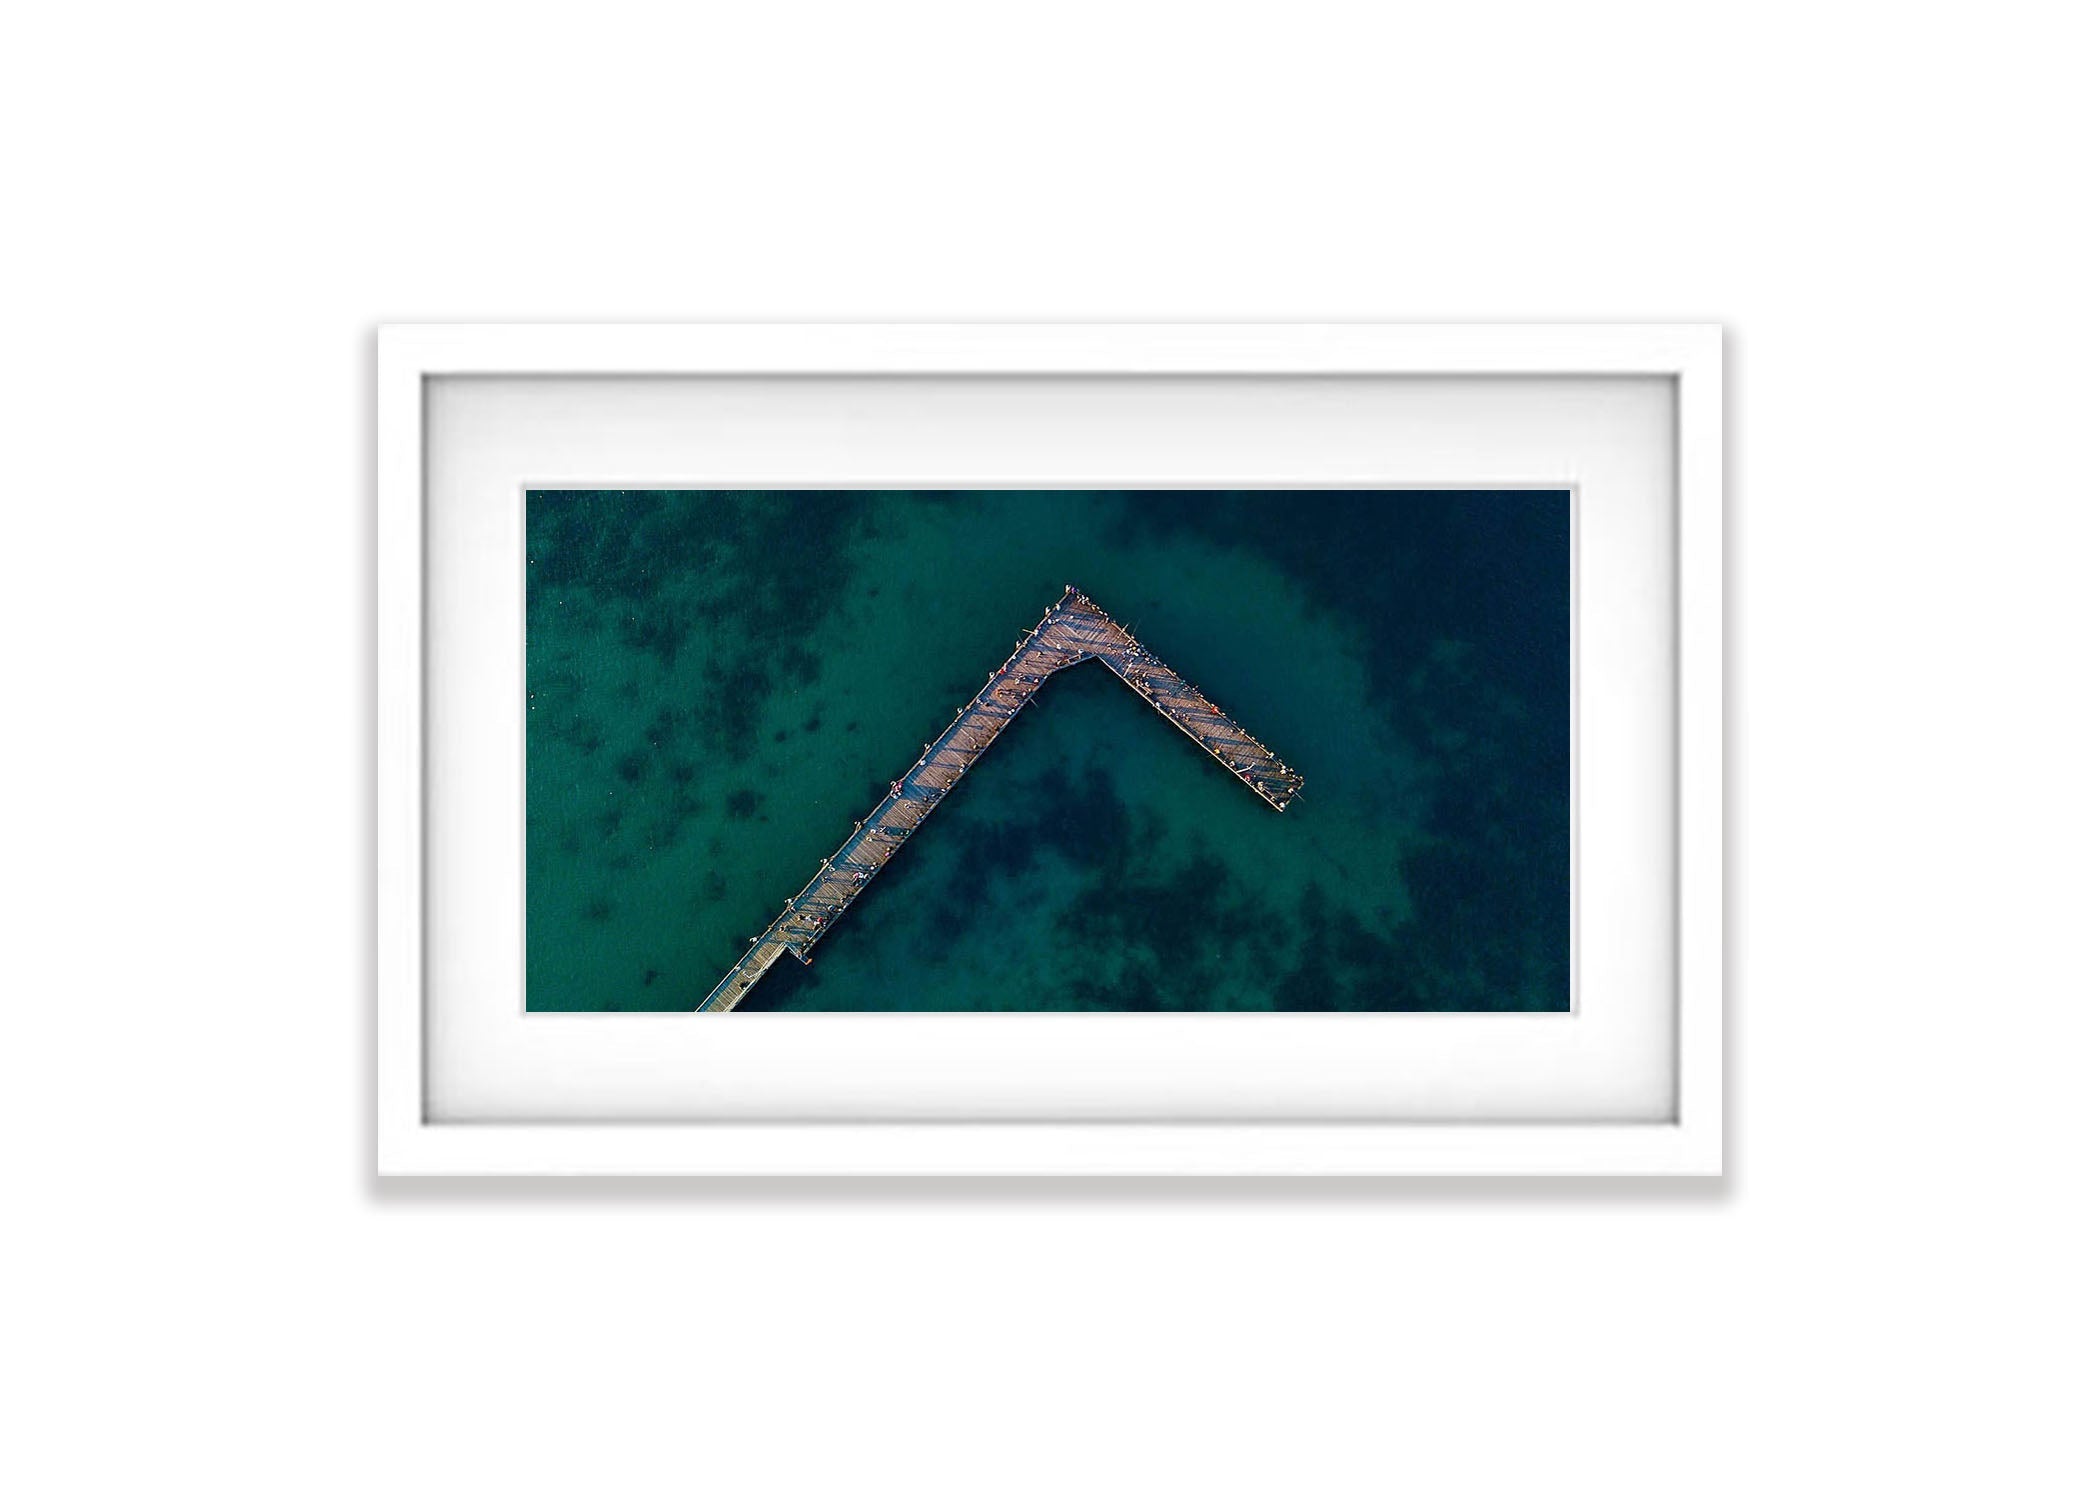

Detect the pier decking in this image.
[698,587,1304,1011]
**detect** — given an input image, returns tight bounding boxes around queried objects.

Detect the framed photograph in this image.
[378,324,1722,1175]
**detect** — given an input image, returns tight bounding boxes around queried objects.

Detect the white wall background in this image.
[4,4,2094,1496]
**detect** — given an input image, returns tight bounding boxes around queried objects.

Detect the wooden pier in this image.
[698,587,1304,1011]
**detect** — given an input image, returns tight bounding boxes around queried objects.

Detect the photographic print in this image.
[526,489,1570,1012]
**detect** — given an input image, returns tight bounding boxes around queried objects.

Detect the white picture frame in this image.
[378,323,1723,1176]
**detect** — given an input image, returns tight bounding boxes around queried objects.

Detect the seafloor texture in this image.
[525,490,1570,1011]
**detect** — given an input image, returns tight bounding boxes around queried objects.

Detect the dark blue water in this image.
[525,490,1569,1011]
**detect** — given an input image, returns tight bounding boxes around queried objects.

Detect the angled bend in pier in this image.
[698,586,1303,1011]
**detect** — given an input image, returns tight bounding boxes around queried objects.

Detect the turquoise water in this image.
[525,490,1569,1011]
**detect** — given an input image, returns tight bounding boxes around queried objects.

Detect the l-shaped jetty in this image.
[698,586,1303,1011]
